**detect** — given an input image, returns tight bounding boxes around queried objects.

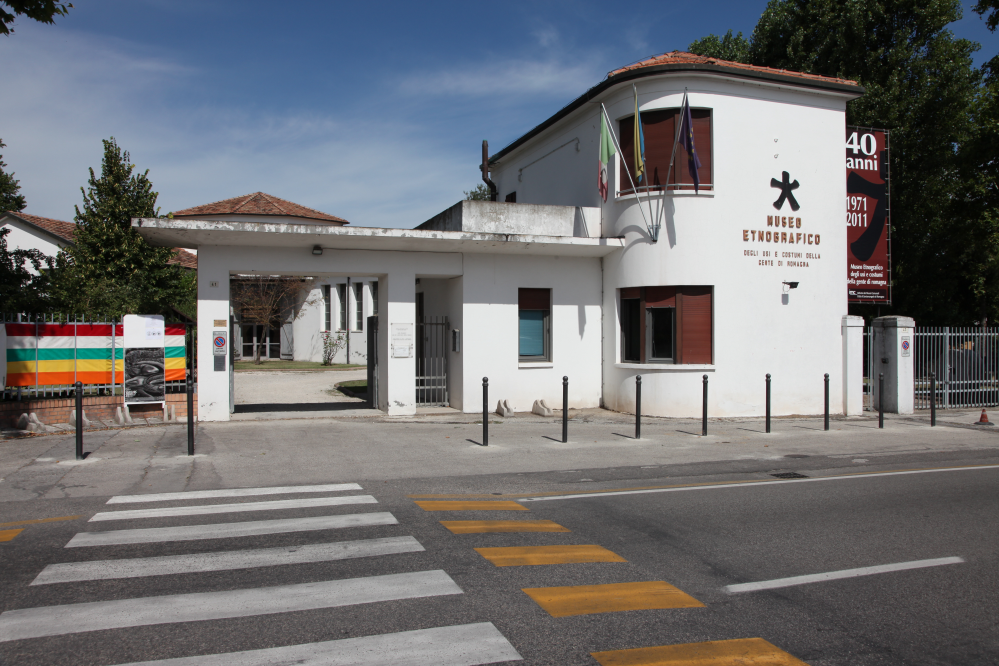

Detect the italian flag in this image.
[599,112,616,202]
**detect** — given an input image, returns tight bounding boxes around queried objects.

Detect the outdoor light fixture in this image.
[312,245,323,256]
[782,281,799,293]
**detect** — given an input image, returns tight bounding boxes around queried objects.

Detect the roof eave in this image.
[1,212,76,246]
[489,63,864,165]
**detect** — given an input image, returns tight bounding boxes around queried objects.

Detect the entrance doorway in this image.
[416,316,449,406]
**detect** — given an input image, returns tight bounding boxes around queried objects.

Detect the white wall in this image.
[292,278,377,364]
[460,253,602,414]
[1,219,66,273]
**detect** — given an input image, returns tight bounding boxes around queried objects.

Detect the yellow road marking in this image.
[475,545,625,566]
[0,529,24,542]
[408,463,999,500]
[591,637,808,665]
[440,520,570,534]
[414,501,528,512]
[0,515,81,528]
[523,581,703,617]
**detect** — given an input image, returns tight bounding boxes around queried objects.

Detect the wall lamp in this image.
[782,281,799,292]
[312,245,323,256]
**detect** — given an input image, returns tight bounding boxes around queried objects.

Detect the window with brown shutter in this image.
[620,286,712,364]
[519,288,551,362]
[619,109,712,194]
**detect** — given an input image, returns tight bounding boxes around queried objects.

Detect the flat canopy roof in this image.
[132,218,624,257]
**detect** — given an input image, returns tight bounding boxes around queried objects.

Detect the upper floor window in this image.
[618,109,712,194]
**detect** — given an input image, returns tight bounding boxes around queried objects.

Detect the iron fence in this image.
[913,327,999,410]
[2,313,191,401]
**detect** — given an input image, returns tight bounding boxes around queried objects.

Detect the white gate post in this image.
[872,316,915,414]
[842,315,865,415]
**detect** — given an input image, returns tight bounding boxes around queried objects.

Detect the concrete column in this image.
[872,316,915,414]
[842,315,865,415]
[196,247,232,422]
[380,271,416,415]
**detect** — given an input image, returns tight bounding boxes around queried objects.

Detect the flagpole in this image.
[632,83,659,240]
[600,103,657,242]
[655,88,690,234]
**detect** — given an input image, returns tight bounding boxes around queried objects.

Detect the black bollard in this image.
[878,372,884,429]
[187,372,195,456]
[930,371,936,426]
[635,375,642,439]
[562,376,569,443]
[765,373,771,434]
[482,377,488,446]
[75,381,83,460]
[702,375,708,436]
[824,373,830,431]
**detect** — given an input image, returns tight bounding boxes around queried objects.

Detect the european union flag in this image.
[679,94,702,193]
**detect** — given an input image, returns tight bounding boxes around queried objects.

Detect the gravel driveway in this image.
[234,370,367,405]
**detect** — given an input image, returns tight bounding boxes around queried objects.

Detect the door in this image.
[416,316,448,406]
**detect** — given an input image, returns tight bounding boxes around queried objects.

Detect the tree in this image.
[0,139,26,212]
[464,183,492,200]
[0,227,48,312]
[690,0,987,325]
[47,137,195,319]
[1,1,72,36]
[688,30,752,62]
[974,0,999,32]
[230,276,317,364]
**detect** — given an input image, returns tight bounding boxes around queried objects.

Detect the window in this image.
[620,286,712,364]
[519,288,551,362]
[370,281,378,315]
[355,283,364,330]
[337,284,347,331]
[618,109,712,194]
[323,285,331,331]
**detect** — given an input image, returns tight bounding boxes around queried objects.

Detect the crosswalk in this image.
[1,483,523,665]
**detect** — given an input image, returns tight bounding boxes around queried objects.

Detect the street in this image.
[0,416,997,664]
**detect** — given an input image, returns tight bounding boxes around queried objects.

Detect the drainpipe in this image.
[346,277,351,364]
[481,140,498,201]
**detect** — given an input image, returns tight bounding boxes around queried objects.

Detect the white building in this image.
[135,51,865,421]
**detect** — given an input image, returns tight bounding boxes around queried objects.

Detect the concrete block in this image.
[532,399,553,417]
[123,405,134,424]
[114,406,126,425]
[69,410,93,428]
[496,400,514,417]
[16,413,29,430]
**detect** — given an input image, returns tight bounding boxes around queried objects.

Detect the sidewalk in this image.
[1,407,997,503]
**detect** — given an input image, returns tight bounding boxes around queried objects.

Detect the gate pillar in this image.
[872,316,915,415]
[380,272,417,415]
[842,315,865,416]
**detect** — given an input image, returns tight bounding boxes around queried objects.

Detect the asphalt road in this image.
[0,449,996,665]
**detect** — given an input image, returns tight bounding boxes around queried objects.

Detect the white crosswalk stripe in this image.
[0,570,463,642]
[89,495,378,522]
[111,622,522,666]
[106,483,364,504]
[33,536,424,585]
[66,512,399,547]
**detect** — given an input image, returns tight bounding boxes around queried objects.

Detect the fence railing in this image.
[913,327,999,410]
[2,313,191,401]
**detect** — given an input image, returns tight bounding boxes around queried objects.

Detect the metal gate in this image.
[914,327,999,409]
[366,315,378,409]
[416,316,448,406]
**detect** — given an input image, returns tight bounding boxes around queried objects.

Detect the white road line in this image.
[33,536,424,585]
[111,622,522,666]
[520,464,999,502]
[724,556,965,594]
[66,512,398,548]
[106,484,363,504]
[0,570,462,642]
[89,495,377,522]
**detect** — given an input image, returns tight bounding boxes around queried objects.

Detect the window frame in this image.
[645,306,676,363]
[354,282,364,331]
[518,288,552,363]
[323,285,331,331]
[616,107,713,197]
[336,283,347,331]
[620,287,712,365]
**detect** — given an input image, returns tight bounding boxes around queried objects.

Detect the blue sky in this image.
[1,1,995,228]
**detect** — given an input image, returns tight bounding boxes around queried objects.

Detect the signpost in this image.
[846,126,891,304]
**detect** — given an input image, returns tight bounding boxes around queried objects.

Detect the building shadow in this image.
[233,402,368,414]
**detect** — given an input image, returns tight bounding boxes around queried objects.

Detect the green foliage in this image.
[688,30,752,62]
[691,0,997,324]
[974,0,999,31]
[0,139,26,212]
[1,0,72,36]
[320,329,347,365]
[0,226,49,312]
[464,183,491,200]
[47,137,195,319]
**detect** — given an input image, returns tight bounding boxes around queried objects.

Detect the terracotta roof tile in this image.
[171,192,348,225]
[608,51,860,88]
[168,248,198,270]
[2,211,77,243]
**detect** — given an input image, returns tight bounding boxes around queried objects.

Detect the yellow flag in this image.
[633,86,645,184]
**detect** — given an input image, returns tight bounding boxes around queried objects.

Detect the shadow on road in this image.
[233,402,365,414]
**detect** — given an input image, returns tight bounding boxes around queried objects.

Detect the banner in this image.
[123,314,165,404]
[846,126,891,304]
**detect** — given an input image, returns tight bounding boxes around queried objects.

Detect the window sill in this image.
[615,189,715,202]
[519,361,554,368]
[615,363,715,371]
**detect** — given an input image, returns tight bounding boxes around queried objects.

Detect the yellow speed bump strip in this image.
[440,520,570,534]
[0,529,24,542]
[475,545,625,566]
[523,581,703,617]
[414,501,528,512]
[591,637,808,665]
